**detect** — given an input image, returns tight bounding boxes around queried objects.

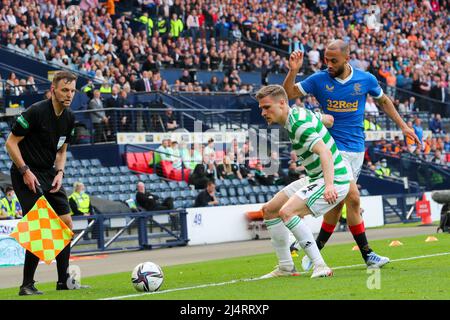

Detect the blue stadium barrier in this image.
[71,209,189,254]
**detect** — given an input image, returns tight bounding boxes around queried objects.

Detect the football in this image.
[131,262,164,292]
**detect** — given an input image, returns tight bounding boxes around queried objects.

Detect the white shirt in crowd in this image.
[365,100,379,116]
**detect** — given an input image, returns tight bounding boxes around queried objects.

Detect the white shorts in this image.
[340,151,364,181]
[294,178,350,218]
[282,176,310,198]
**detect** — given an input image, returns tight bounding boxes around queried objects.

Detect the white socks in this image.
[264,218,295,270]
[284,216,325,267]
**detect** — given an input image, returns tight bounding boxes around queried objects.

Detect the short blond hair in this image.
[255,85,288,102]
[73,181,84,191]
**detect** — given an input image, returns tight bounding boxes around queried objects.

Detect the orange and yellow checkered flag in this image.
[9,196,74,265]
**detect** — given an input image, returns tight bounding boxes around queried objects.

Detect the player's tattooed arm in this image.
[375,94,421,146]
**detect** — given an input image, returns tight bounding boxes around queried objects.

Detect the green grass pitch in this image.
[0,233,449,300]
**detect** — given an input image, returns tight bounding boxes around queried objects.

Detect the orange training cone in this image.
[389,240,403,247]
[425,236,438,242]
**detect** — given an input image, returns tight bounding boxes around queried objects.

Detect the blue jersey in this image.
[296,66,383,152]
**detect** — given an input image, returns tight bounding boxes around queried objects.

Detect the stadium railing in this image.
[70,209,189,254]
[372,151,450,191]
[71,106,252,145]
[381,192,423,224]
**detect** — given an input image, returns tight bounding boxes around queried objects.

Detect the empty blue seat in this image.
[72,159,82,168]
[236,187,245,196]
[100,167,110,176]
[228,187,236,197]
[108,175,120,185]
[184,200,194,208]
[129,175,139,184]
[149,174,159,182]
[119,175,131,184]
[174,200,183,209]
[257,194,266,203]
[244,186,253,195]
[215,179,223,187]
[80,168,90,176]
[119,194,130,202]
[97,185,108,194]
[189,189,198,198]
[91,159,101,167]
[238,196,249,204]
[223,179,231,187]
[269,185,278,193]
[108,185,120,194]
[81,159,91,167]
[219,188,228,197]
[252,185,262,194]
[89,167,101,176]
[66,177,77,187]
[229,197,239,205]
[177,181,188,189]
[110,167,120,175]
[119,184,130,194]
[119,166,129,174]
[107,194,119,201]
[181,190,191,198]
[160,191,170,199]
[170,190,181,199]
[99,176,111,185]
[231,179,241,186]
[0,122,9,129]
[87,177,99,185]
[88,185,99,193]
[66,151,73,160]
[260,185,270,194]
[168,181,178,190]
[240,179,249,185]
[249,195,257,203]
[219,198,229,206]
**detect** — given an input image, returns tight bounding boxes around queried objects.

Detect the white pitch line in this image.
[99,251,450,300]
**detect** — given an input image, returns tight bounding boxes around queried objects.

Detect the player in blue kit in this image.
[282,40,420,270]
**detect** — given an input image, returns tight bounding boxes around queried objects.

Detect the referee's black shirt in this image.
[10,99,75,171]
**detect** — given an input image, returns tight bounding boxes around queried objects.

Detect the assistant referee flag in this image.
[9,196,74,265]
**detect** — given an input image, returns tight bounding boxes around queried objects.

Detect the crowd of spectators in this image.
[0,72,38,97]
[0,0,448,104]
[366,112,450,171]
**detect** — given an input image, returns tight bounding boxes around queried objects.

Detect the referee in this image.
[5,71,82,295]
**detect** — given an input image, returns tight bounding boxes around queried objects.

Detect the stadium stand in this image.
[0,0,448,113]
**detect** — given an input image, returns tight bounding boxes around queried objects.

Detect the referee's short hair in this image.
[52,71,77,87]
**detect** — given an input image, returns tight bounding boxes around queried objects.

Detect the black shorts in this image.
[10,166,71,216]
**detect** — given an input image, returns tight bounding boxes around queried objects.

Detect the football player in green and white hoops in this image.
[256,85,352,279]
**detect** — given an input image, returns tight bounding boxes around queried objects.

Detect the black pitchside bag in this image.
[437,204,450,233]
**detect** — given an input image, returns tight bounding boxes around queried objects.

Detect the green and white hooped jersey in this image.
[285,107,350,184]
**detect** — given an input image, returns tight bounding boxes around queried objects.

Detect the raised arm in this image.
[283,51,305,100]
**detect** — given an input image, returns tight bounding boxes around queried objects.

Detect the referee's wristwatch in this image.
[56,169,65,178]
[18,165,30,175]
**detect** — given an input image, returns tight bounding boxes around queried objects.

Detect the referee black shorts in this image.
[10,166,71,216]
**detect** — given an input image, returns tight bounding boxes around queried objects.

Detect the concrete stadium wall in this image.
[185,195,387,246]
